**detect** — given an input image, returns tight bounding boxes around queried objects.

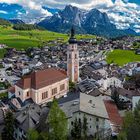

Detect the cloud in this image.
[102,0,140,32]
[0,10,8,14]
[0,0,52,23]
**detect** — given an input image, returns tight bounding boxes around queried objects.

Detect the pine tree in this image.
[48,100,68,140]
[4,111,15,140]
[83,115,88,140]
[71,118,82,140]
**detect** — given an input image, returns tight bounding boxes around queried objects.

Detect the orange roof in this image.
[104,100,123,126]
[16,68,67,90]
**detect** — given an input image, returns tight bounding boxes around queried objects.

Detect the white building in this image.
[98,77,122,90]
[59,93,111,139]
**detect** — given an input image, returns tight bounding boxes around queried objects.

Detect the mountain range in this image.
[37,5,137,38]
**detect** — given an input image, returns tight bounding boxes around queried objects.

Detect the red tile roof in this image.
[16,68,67,90]
[104,100,123,126]
[8,86,15,93]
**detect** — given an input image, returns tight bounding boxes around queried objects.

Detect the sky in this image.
[0,0,139,32]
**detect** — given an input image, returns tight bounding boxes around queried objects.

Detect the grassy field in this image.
[106,49,140,66]
[0,26,95,50]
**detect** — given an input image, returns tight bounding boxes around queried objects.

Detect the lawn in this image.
[0,26,96,50]
[0,26,68,50]
[106,49,140,66]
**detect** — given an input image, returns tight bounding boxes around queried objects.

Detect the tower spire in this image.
[70,26,75,38]
[69,26,77,44]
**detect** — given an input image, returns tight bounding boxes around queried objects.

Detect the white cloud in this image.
[0,0,52,23]
[92,0,140,33]
[0,10,8,14]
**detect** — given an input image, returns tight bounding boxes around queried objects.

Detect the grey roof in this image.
[88,88,102,97]
[77,79,98,93]
[58,92,80,104]
[91,62,103,70]
[15,104,41,132]
[81,66,103,80]
[60,93,109,119]
[116,88,140,99]
[100,61,107,66]
[9,97,34,111]
[37,107,49,132]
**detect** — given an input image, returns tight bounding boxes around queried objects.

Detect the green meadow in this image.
[0,26,95,50]
[0,26,67,49]
[106,49,140,66]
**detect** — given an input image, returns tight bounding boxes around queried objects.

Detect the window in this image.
[19,91,21,96]
[52,88,57,95]
[60,84,65,91]
[71,121,73,125]
[89,125,92,128]
[27,92,29,97]
[42,91,48,100]
[96,125,99,129]
[96,118,99,122]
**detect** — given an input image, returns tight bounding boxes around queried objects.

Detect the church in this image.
[10,28,79,106]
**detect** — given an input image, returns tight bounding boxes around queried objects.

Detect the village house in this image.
[14,68,69,105]
[98,77,123,90]
[58,93,111,139]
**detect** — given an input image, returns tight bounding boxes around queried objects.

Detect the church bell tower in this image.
[67,27,79,83]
